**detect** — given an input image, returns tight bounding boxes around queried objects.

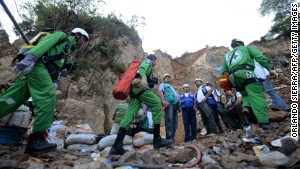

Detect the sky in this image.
[0,0,275,57]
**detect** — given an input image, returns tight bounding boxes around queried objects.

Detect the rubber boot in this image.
[153,124,173,149]
[25,130,57,154]
[109,127,127,155]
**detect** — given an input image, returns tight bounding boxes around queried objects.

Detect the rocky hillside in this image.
[0,29,293,135]
[1,28,300,168]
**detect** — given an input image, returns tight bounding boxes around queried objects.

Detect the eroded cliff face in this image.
[0,29,292,134]
[154,47,229,93]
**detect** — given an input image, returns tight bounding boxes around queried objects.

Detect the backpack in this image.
[12,28,69,64]
[219,72,233,91]
[162,83,177,104]
[201,86,217,106]
[12,28,70,81]
[113,59,141,100]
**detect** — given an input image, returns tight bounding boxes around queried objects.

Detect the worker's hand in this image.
[139,76,148,90]
[14,54,38,76]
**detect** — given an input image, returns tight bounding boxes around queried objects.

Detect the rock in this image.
[118,150,138,163]
[0,159,18,168]
[202,155,217,165]
[204,164,223,169]
[139,152,166,165]
[64,154,78,161]
[73,161,109,169]
[232,152,258,162]
[258,151,289,168]
[161,146,195,163]
[278,138,299,156]
[286,148,300,167]
[268,109,288,122]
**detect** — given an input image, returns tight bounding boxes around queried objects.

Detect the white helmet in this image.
[183,84,190,88]
[163,74,171,79]
[194,78,202,83]
[71,28,89,40]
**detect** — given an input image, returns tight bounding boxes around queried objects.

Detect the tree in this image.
[17,0,105,33]
[259,0,299,39]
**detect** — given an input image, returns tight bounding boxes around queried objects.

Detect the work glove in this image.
[137,76,148,90]
[53,80,61,89]
[269,70,278,78]
[14,54,38,76]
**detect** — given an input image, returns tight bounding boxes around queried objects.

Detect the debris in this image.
[253,145,270,156]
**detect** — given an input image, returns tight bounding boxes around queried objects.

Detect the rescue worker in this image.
[158,74,179,143]
[110,54,172,155]
[194,78,218,134]
[0,28,89,154]
[221,39,277,130]
[179,84,196,142]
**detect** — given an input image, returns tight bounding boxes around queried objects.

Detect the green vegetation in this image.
[109,60,126,76]
[15,0,143,96]
[259,0,299,40]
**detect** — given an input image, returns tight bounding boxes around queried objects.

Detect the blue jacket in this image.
[179,93,194,108]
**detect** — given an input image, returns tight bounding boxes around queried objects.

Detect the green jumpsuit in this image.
[221,46,271,124]
[120,60,162,130]
[0,32,76,133]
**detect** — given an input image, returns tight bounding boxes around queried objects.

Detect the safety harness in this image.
[38,37,70,81]
[227,50,258,91]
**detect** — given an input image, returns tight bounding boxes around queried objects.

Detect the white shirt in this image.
[196,85,211,103]
[227,92,242,105]
[254,60,269,79]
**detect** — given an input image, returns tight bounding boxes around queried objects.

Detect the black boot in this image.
[153,124,173,149]
[25,130,57,154]
[110,127,127,155]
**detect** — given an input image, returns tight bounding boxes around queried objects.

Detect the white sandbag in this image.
[135,108,146,121]
[66,133,97,145]
[98,134,132,150]
[133,131,153,147]
[136,144,154,153]
[67,144,98,152]
[66,124,94,134]
[16,104,30,111]
[101,144,135,154]
[7,111,32,128]
[50,124,67,133]
[0,114,11,127]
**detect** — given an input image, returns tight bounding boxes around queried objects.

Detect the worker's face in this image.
[195,80,202,87]
[74,33,86,48]
[183,87,190,92]
[152,59,157,67]
[226,90,233,96]
[164,76,171,83]
[221,95,227,103]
